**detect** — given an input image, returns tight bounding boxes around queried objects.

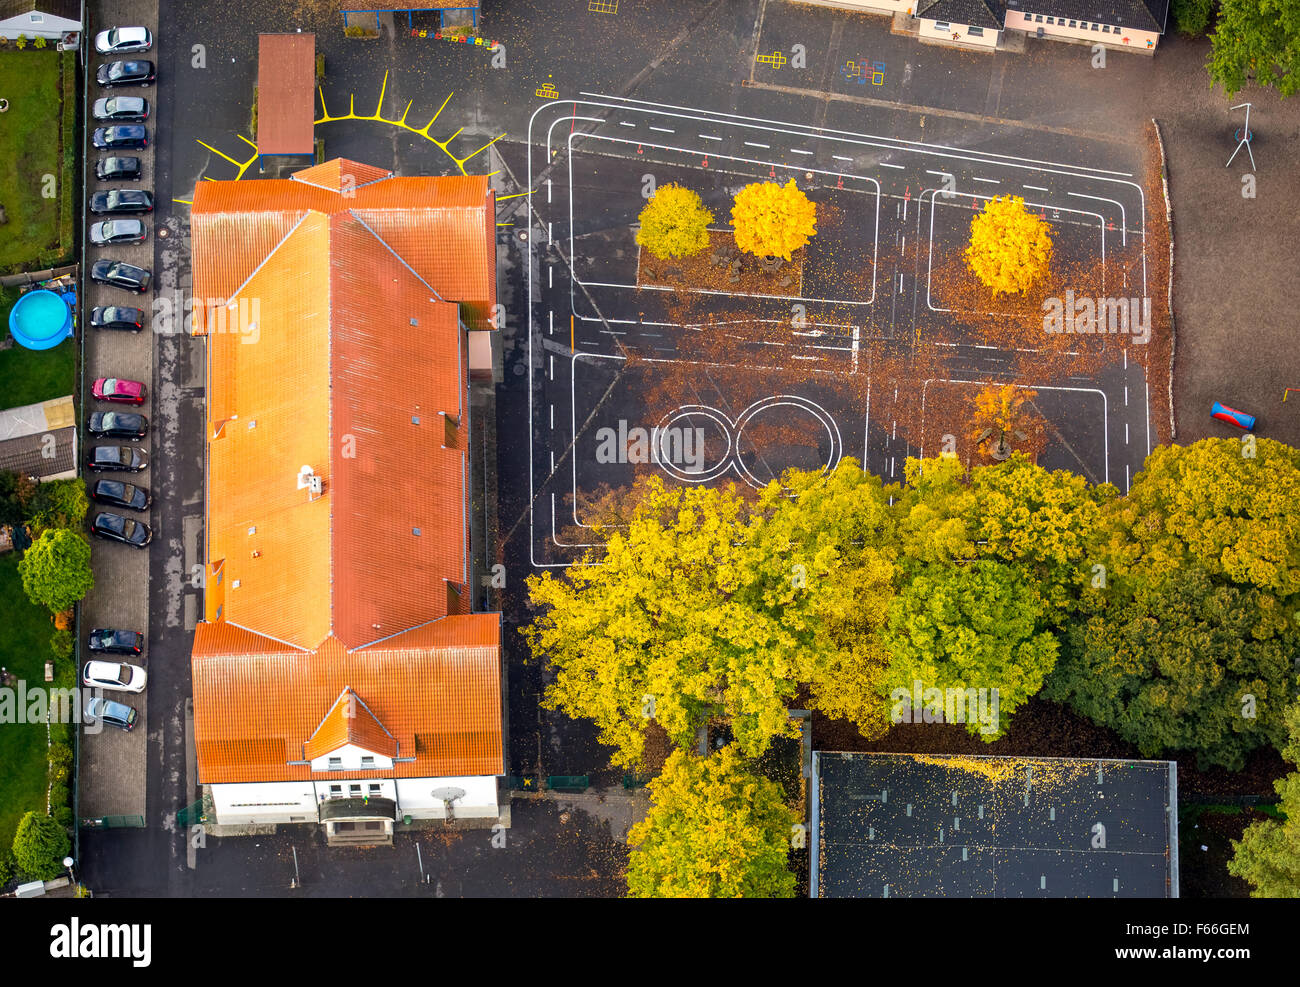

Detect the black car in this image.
[91,125,148,151]
[88,189,154,215]
[92,96,150,123]
[90,479,150,512]
[87,627,144,656]
[95,156,142,182]
[96,59,156,88]
[92,511,152,548]
[89,305,144,331]
[88,411,148,440]
[87,444,149,472]
[90,259,151,293]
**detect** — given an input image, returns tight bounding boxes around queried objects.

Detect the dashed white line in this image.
[619,121,637,127]
[648,126,674,133]
[546,178,552,203]
[926,169,953,177]
[550,450,555,473]
[548,266,552,288]
[1124,385,1129,406]
[1023,184,1048,192]
[832,154,854,162]
[790,148,814,155]
[972,176,1000,184]
[744,141,771,149]
[699,134,722,141]
[549,404,554,429]
[549,355,554,380]
[1125,422,1129,444]
[878,162,904,169]
[548,310,553,335]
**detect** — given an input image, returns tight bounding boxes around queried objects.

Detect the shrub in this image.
[730,179,817,261]
[11,811,70,881]
[316,52,326,82]
[53,806,73,828]
[1172,0,1214,35]
[48,743,73,787]
[33,35,47,49]
[14,34,26,50]
[49,784,70,809]
[0,850,13,887]
[17,528,94,612]
[28,478,89,530]
[635,183,714,261]
[50,628,74,662]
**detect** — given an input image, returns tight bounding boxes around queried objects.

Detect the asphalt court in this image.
[524,94,1154,565]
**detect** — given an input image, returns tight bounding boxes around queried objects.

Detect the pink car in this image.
[92,377,146,405]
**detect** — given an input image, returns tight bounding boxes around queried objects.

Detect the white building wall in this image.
[918,17,1000,48]
[1007,11,1161,52]
[0,12,80,40]
[309,742,394,772]
[211,775,500,825]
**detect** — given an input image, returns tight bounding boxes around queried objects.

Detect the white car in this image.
[94,26,153,55]
[82,659,147,694]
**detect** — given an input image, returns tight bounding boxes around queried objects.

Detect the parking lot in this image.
[77,0,159,824]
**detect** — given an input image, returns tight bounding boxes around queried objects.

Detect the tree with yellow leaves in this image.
[730,179,817,260]
[965,195,1053,296]
[636,183,715,260]
[970,383,1041,461]
[626,747,796,898]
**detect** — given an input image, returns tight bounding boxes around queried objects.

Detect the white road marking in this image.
[549,355,553,380]
[648,125,674,133]
[972,176,999,184]
[548,310,553,335]
[547,178,552,202]
[1124,385,1128,406]
[744,141,771,148]
[832,154,854,162]
[790,148,814,155]
[550,404,554,429]
[699,134,722,141]
[619,121,636,127]
[1125,422,1129,444]
[878,162,904,169]
[548,266,552,288]
[1023,184,1048,192]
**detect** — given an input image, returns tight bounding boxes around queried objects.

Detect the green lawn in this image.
[0,50,68,271]
[0,331,75,409]
[0,554,56,853]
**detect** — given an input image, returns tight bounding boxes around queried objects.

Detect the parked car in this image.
[87,628,144,656]
[89,189,153,215]
[96,59,156,88]
[92,125,148,151]
[91,377,147,405]
[83,696,139,731]
[89,305,144,331]
[89,219,147,246]
[94,26,152,55]
[95,156,142,182]
[87,444,149,472]
[92,96,149,123]
[92,511,152,548]
[90,259,151,293]
[90,479,150,512]
[88,411,148,440]
[82,660,147,694]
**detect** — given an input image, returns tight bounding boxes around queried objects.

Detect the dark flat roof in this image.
[811,752,1177,898]
[0,425,75,479]
[1004,0,1169,32]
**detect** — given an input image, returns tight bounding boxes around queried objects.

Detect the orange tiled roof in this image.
[256,34,316,156]
[304,687,399,761]
[189,160,501,784]
[193,616,503,784]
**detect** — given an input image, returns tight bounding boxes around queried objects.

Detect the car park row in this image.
[83,25,157,734]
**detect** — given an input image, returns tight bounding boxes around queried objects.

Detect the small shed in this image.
[256,33,316,170]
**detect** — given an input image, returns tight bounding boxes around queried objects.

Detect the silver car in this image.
[90,219,147,246]
[94,26,153,55]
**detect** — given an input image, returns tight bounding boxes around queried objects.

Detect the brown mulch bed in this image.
[637,231,804,298]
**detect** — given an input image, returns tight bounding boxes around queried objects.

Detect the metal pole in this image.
[290,845,301,888]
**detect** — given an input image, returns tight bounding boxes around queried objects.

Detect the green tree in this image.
[525,478,816,768]
[18,528,94,612]
[1208,0,1300,98]
[1046,566,1296,770]
[11,811,71,881]
[1172,0,1214,36]
[881,560,1059,739]
[0,470,37,526]
[754,461,898,738]
[1228,700,1300,896]
[635,183,714,260]
[730,179,817,260]
[28,479,89,531]
[627,747,796,898]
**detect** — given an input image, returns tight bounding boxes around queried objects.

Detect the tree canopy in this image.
[965,195,1053,296]
[11,811,71,882]
[18,528,94,612]
[1208,0,1300,98]
[626,747,796,898]
[1228,700,1300,897]
[730,180,817,260]
[635,183,714,260]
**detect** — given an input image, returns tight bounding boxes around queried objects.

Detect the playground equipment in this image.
[1211,401,1256,431]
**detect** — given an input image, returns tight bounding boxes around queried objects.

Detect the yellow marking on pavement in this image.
[173,198,194,205]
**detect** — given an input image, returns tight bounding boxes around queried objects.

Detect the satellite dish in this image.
[431,787,467,823]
